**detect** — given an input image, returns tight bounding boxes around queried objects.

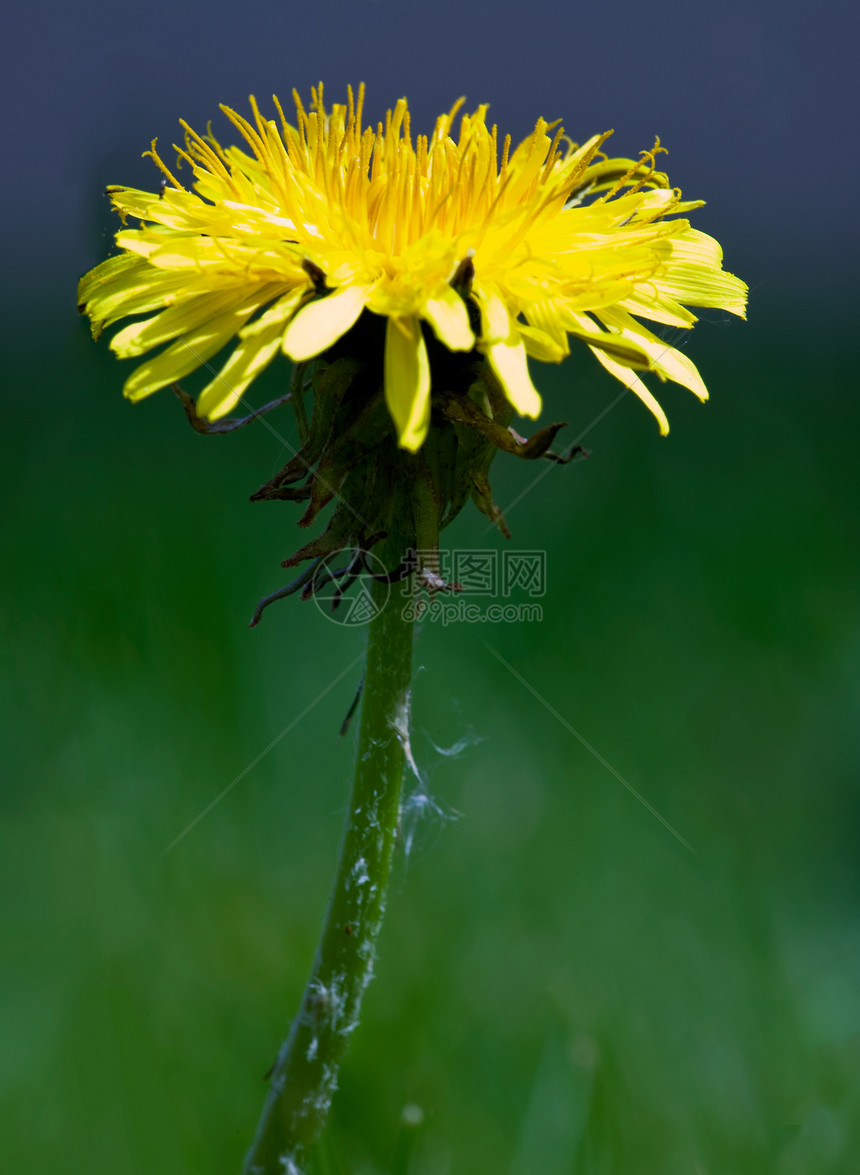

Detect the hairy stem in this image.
[243,569,414,1174]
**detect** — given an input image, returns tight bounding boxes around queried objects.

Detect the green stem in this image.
[243,570,414,1175]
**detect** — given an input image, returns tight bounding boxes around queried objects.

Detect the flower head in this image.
[78,85,746,452]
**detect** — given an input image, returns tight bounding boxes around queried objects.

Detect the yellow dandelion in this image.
[78,84,747,452]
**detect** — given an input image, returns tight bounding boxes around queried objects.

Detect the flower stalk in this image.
[243,553,414,1174]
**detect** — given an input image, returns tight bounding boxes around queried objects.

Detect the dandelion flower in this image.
[78,84,746,451]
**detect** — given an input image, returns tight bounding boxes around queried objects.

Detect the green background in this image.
[3,305,858,1173]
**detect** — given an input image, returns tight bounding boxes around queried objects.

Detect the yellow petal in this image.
[665,227,725,268]
[77,252,140,310]
[78,253,148,338]
[422,287,474,351]
[197,290,305,419]
[588,347,670,436]
[652,265,748,319]
[518,322,568,363]
[110,288,255,358]
[619,289,698,329]
[121,297,264,402]
[597,306,709,401]
[561,311,652,367]
[384,316,431,452]
[473,284,511,344]
[476,294,542,418]
[282,284,369,361]
[89,268,193,334]
[109,186,213,232]
[485,332,542,419]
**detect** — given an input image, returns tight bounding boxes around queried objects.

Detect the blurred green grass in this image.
[2,313,859,1174]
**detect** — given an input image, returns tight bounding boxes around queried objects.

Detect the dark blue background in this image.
[5,0,857,327]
